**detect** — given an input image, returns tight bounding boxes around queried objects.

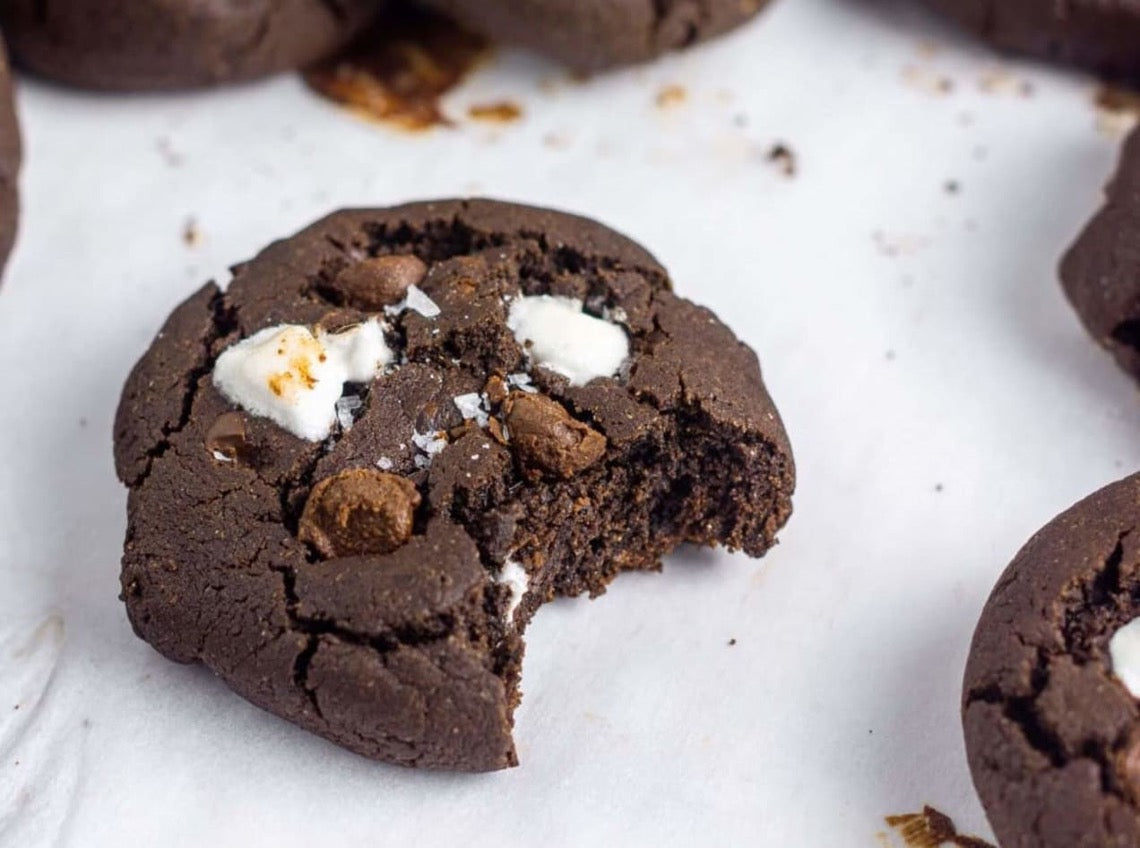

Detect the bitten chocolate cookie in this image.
[963,474,1140,848]
[923,0,1140,80]
[0,38,20,278]
[412,0,771,72]
[114,199,795,771]
[0,0,382,90]
[1062,128,1140,386]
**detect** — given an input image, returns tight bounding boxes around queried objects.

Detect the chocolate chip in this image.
[205,412,249,463]
[333,255,428,310]
[504,392,606,479]
[298,469,422,559]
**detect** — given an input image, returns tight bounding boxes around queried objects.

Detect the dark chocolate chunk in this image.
[205,412,250,464]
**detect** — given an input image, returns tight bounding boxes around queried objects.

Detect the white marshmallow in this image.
[507,295,629,387]
[212,320,392,442]
[1111,617,1140,697]
[496,560,529,621]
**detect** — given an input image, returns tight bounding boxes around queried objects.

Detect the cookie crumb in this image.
[182,217,201,248]
[766,143,797,177]
[655,84,687,109]
[728,638,737,646]
[885,806,993,848]
[468,101,523,123]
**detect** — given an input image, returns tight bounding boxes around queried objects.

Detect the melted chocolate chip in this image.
[299,468,422,558]
[504,392,606,479]
[205,411,249,463]
[333,254,428,309]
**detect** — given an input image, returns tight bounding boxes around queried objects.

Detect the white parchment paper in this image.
[1,0,1136,844]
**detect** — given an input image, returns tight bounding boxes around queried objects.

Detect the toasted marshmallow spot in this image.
[508,295,629,386]
[213,320,392,442]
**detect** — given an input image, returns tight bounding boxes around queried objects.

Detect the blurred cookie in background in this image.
[0,0,384,90]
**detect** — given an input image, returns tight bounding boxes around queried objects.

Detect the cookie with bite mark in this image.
[113,199,795,770]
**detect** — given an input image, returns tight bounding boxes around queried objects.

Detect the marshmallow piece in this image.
[1112,618,1140,697]
[507,295,630,387]
[212,320,392,442]
[496,560,529,621]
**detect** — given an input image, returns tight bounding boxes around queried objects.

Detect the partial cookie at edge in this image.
[0,0,383,90]
[0,38,20,278]
[923,0,1140,81]
[413,0,771,72]
[1062,127,1140,385]
[963,473,1140,848]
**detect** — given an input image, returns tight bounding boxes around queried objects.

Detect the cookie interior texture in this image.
[923,0,1140,80]
[0,37,20,277]
[113,200,795,771]
[413,0,771,72]
[963,474,1140,848]
[0,0,382,90]
[1062,127,1140,385]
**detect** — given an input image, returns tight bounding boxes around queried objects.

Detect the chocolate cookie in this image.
[411,0,771,72]
[923,0,1140,80]
[0,0,383,90]
[0,38,19,278]
[114,199,796,770]
[963,474,1140,848]
[1061,128,1140,386]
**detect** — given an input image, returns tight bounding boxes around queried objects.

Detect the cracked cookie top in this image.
[113,199,795,770]
[964,473,1140,848]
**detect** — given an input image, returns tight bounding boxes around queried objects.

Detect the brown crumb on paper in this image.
[304,7,490,131]
[468,101,523,123]
[885,806,994,848]
[182,218,201,248]
[767,143,797,177]
[656,84,688,109]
